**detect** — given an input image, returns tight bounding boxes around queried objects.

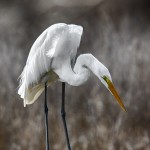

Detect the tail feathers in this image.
[18,83,44,107]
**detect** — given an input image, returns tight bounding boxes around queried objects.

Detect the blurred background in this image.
[0,0,150,149]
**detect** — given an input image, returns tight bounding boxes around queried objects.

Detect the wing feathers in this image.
[18,23,67,105]
[18,23,83,105]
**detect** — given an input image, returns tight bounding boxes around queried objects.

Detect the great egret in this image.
[18,23,126,150]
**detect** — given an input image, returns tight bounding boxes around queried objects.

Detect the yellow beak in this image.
[103,76,127,112]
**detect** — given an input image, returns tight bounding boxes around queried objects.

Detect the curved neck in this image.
[71,53,107,86]
[55,53,107,86]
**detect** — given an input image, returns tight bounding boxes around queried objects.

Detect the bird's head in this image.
[100,69,126,112]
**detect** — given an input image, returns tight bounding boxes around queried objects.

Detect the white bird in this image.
[18,23,126,111]
[18,23,126,150]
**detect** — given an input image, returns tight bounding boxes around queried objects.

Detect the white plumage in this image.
[18,23,126,111]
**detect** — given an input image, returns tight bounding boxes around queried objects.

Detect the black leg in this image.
[61,82,72,150]
[44,82,50,150]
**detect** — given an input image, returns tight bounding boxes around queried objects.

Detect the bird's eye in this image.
[102,75,109,82]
